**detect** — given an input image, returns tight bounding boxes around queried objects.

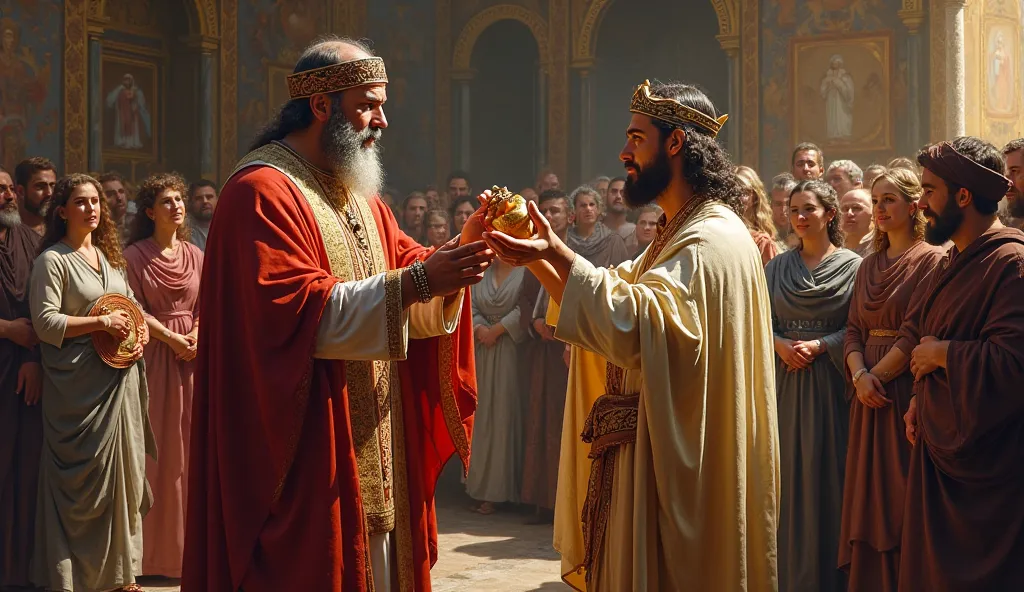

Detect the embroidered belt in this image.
[868,329,899,338]
[783,330,830,340]
[580,391,640,583]
[485,314,503,325]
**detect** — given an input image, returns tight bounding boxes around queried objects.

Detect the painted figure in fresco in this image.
[106,73,152,150]
[0,19,49,172]
[820,54,855,142]
[988,32,1013,113]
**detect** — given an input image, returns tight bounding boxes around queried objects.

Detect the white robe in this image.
[553,203,781,591]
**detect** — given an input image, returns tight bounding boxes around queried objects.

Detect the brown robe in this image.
[0,224,41,588]
[519,272,569,510]
[895,227,1024,591]
[839,241,945,591]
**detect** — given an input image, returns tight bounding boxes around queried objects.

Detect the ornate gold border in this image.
[64,0,88,173]
[740,0,759,169]
[549,0,570,180]
[929,0,948,142]
[435,0,452,186]
[220,0,238,179]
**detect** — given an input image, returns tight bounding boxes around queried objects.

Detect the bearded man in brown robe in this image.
[898,136,1024,591]
[0,164,42,589]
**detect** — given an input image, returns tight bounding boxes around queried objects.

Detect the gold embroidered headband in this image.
[286,57,388,100]
[630,79,728,137]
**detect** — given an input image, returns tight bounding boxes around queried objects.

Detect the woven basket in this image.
[89,293,145,369]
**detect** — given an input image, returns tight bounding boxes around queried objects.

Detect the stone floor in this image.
[143,481,565,591]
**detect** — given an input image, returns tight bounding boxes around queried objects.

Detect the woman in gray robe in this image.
[29,174,155,592]
[765,180,861,592]
[466,259,527,514]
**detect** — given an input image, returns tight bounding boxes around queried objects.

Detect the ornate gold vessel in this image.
[89,293,145,369]
[484,185,535,239]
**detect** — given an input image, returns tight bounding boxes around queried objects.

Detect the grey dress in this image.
[764,248,861,592]
[29,243,156,592]
[466,266,527,503]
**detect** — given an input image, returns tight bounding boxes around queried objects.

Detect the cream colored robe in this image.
[552,202,781,591]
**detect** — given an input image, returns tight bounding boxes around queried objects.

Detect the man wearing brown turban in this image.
[896,136,1024,590]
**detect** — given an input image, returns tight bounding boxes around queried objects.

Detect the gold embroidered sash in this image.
[579,198,710,581]
[230,143,402,535]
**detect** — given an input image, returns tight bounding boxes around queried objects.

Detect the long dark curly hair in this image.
[790,179,845,248]
[648,81,743,214]
[127,172,191,246]
[39,173,127,270]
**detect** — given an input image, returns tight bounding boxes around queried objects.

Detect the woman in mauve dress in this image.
[839,167,945,591]
[123,172,203,578]
[466,258,527,515]
[29,173,153,592]
[765,179,861,592]
[736,165,780,265]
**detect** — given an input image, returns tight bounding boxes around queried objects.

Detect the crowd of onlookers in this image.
[2,132,1023,590]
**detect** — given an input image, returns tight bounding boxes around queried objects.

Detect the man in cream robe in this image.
[483,80,780,591]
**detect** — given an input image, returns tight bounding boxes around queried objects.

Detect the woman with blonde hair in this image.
[29,173,153,592]
[838,166,944,591]
[124,172,204,578]
[735,165,780,265]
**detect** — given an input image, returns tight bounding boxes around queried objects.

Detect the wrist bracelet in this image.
[409,260,432,304]
[852,368,867,384]
[100,315,111,329]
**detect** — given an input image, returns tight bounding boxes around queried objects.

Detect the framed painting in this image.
[983,18,1019,118]
[790,32,893,153]
[101,53,159,159]
[268,62,293,114]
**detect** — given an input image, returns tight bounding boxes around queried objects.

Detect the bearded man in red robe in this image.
[182,37,492,592]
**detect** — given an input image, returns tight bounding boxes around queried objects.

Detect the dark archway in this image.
[469,20,540,192]
[590,0,729,178]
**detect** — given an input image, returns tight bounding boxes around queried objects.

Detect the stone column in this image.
[574,61,594,182]
[945,0,967,138]
[87,26,103,172]
[898,5,925,150]
[184,35,219,179]
[451,70,474,172]
[717,35,741,158]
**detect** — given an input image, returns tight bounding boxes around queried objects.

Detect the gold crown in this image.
[286,57,388,100]
[629,80,728,137]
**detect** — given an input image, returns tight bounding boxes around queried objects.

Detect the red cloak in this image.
[181,165,476,591]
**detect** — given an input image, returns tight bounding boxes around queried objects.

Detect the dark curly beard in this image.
[624,149,671,208]
[924,200,964,245]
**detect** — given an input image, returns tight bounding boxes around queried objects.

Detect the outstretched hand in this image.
[423,237,494,297]
[458,193,491,245]
[482,201,559,267]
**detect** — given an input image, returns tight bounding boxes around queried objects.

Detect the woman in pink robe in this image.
[123,172,202,578]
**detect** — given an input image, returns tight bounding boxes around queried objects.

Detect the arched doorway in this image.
[465,20,542,192]
[588,0,730,178]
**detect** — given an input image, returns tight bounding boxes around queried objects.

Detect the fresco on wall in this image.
[986,23,1017,115]
[0,3,61,171]
[760,0,907,177]
[236,0,332,155]
[102,57,158,158]
[367,1,435,193]
[790,33,892,153]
